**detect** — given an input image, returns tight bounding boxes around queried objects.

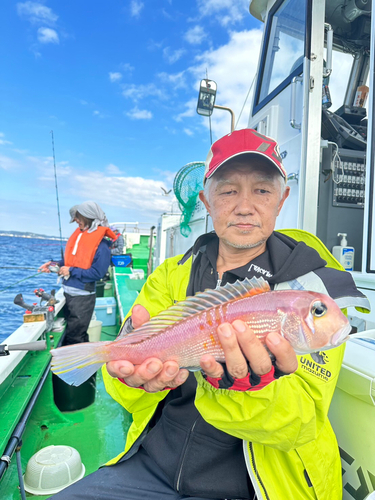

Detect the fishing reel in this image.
[13,289,59,330]
[48,262,60,273]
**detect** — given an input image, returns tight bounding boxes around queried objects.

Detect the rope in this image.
[0,272,42,293]
[235,73,256,130]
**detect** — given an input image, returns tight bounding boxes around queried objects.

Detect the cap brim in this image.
[205,151,286,183]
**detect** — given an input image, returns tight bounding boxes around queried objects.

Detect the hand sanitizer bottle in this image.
[332,233,355,271]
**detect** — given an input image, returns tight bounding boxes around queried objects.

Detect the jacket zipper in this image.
[216,271,223,288]
[247,442,270,500]
[176,418,198,492]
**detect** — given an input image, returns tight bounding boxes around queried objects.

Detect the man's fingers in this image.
[143,364,189,393]
[216,323,249,379]
[265,332,298,374]
[123,358,163,388]
[232,320,272,376]
[106,359,135,379]
[106,358,189,392]
[131,304,150,329]
[200,354,224,379]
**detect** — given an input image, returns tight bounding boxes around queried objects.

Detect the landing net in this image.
[173,162,205,237]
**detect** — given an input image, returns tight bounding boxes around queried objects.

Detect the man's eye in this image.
[258,189,270,194]
[220,190,235,195]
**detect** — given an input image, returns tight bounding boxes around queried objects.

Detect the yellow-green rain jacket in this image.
[102,237,352,500]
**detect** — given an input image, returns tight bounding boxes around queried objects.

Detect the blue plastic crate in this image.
[94,297,116,326]
[112,255,132,267]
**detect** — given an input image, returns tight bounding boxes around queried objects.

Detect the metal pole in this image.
[213,105,235,132]
[50,131,64,260]
[147,226,155,277]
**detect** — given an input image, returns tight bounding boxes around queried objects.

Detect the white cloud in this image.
[163,47,185,64]
[119,62,134,73]
[175,98,197,122]
[183,128,193,136]
[0,133,12,146]
[93,110,105,118]
[122,83,165,102]
[106,163,122,174]
[130,0,144,18]
[184,26,207,45]
[126,107,153,120]
[37,27,59,44]
[72,172,172,215]
[0,155,20,170]
[109,72,122,82]
[187,29,263,137]
[158,71,187,89]
[17,2,58,25]
[197,0,249,27]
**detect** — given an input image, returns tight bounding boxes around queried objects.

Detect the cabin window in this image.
[254,0,307,112]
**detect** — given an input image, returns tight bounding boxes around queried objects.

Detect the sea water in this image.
[0,235,66,343]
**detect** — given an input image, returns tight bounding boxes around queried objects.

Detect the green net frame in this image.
[173,161,205,237]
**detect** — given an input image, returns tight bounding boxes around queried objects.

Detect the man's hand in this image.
[39,261,51,273]
[106,304,189,392]
[200,320,298,381]
[59,266,71,277]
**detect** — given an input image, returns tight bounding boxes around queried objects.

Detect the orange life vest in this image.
[65,226,116,269]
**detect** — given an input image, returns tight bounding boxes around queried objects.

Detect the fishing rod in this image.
[0,272,41,294]
[50,130,64,260]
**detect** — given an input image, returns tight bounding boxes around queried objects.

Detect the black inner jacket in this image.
[141,231,363,499]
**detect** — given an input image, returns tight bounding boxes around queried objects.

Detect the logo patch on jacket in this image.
[247,264,273,278]
[299,351,332,381]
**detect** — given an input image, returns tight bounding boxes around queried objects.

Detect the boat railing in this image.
[110,222,154,235]
[0,288,65,386]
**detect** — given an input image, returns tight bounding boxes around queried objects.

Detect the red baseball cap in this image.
[204,128,286,184]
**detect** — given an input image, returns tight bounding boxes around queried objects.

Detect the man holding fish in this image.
[51,129,370,500]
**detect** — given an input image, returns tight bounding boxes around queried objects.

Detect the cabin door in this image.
[249,0,325,233]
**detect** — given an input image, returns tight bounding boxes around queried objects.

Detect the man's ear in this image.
[277,185,290,216]
[199,190,211,214]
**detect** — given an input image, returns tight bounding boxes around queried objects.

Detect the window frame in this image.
[252,0,311,116]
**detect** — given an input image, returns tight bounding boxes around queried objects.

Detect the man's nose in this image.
[234,193,255,214]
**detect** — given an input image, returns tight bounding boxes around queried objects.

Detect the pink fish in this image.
[50,277,350,386]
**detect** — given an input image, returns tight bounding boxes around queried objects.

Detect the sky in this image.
[0,0,264,237]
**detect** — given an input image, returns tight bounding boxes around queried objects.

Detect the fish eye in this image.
[311,301,327,318]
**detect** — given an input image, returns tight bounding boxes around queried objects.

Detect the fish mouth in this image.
[330,322,352,347]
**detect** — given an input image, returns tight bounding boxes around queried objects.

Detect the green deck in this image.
[0,285,133,499]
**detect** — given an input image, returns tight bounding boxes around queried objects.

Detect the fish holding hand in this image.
[50,277,351,386]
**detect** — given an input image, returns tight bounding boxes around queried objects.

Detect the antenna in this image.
[50,131,64,259]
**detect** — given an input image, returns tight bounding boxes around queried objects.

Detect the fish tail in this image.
[50,341,112,386]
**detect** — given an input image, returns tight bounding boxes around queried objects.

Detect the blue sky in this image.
[0,0,263,237]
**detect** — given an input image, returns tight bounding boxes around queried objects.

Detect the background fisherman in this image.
[51,130,369,500]
[40,201,115,346]
[111,228,125,255]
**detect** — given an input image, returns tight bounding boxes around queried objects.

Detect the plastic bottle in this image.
[332,233,355,271]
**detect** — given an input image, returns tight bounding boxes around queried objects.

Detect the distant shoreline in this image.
[0,232,67,241]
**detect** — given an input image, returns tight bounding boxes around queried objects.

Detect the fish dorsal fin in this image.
[116,277,270,346]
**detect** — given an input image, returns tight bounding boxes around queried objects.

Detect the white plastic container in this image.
[87,320,102,342]
[24,445,85,495]
[332,233,355,271]
[329,330,375,499]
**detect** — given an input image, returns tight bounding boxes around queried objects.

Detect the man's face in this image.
[199,160,290,251]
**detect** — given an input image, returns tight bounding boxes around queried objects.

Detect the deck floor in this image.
[2,327,131,500]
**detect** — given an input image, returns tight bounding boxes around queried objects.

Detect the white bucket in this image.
[88,320,102,342]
